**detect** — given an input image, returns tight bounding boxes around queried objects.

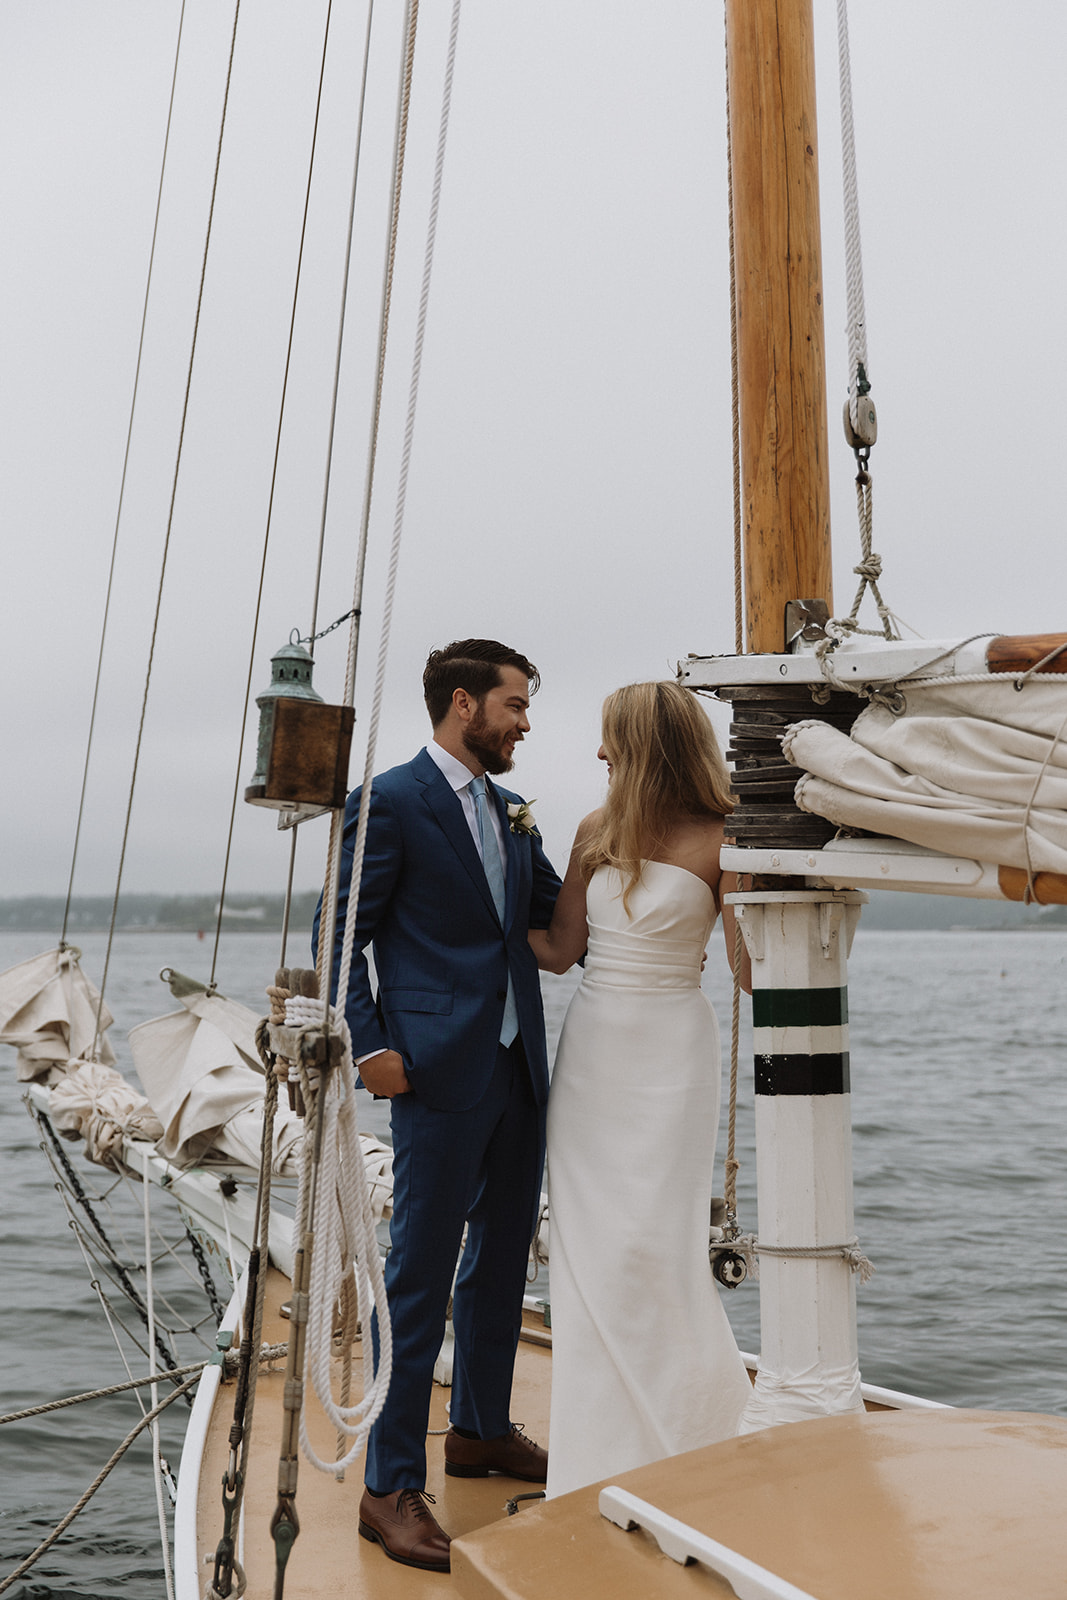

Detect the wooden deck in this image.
[194,1267,552,1598]
[194,1268,1067,1600]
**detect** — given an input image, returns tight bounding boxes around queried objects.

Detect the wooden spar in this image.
[997,867,1067,906]
[726,0,833,652]
[987,633,1067,674]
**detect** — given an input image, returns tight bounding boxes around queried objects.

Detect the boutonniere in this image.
[506,800,538,837]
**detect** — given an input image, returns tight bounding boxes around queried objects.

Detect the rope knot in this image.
[853,552,882,582]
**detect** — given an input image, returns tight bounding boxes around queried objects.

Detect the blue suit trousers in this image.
[365,1039,545,1491]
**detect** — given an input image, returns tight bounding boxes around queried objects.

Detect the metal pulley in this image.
[711,1249,748,1289]
[709,1196,748,1287]
[244,639,354,816]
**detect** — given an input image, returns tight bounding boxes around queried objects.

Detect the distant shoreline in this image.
[0,892,318,937]
[1,890,1064,936]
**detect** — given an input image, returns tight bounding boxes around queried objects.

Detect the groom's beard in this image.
[462,709,516,775]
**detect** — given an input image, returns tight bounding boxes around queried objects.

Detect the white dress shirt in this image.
[424,740,507,873]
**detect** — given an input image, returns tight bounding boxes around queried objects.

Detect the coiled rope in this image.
[286,998,392,1472]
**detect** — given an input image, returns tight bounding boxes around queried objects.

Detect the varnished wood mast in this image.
[726,0,833,652]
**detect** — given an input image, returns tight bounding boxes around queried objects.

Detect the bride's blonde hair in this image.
[580,681,734,909]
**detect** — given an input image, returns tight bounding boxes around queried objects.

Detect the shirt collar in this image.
[425,739,482,795]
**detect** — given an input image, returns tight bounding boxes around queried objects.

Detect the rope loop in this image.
[756,1237,874,1283]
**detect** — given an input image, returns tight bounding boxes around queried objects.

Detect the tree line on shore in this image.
[0,893,321,934]
[0,889,1063,935]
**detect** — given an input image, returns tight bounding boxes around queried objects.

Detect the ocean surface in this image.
[1,924,1064,1597]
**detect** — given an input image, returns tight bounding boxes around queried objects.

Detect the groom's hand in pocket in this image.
[359,1049,412,1098]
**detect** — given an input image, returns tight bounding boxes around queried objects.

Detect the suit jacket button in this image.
[496,989,506,1001]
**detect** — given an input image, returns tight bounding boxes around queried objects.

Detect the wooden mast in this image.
[726,0,833,652]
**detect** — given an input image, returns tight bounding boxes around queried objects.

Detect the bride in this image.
[529,680,752,1498]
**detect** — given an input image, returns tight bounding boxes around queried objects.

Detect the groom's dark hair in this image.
[423,638,540,726]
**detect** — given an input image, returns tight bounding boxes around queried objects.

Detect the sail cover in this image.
[784,679,1067,871]
[0,947,116,1082]
[130,988,303,1173]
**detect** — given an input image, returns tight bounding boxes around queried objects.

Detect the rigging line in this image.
[276,0,375,980]
[337,0,459,1019]
[0,1372,202,1599]
[315,0,421,1006]
[142,1149,176,1600]
[59,2,189,951]
[836,0,868,424]
[279,829,298,969]
[92,0,245,1057]
[209,0,337,991]
[308,0,378,649]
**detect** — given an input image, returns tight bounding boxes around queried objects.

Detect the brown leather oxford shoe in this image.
[358,1486,451,1572]
[444,1423,548,1482]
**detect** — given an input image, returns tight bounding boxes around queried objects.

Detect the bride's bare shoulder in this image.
[657,814,725,888]
[574,808,603,845]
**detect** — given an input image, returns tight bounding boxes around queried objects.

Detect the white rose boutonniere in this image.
[506,800,538,837]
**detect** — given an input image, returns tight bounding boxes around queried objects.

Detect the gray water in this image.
[1,925,1065,1597]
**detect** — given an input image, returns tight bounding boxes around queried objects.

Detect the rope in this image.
[0,1345,288,1427]
[142,1148,175,1600]
[724,924,743,1227]
[0,1372,202,1597]
[721,9,746,1233]
[313,0,421,1010]
[756,1237,874,1283]
[836,0,868,437]
[285,997,392,1474]
[722,11,746,1230]
[91,0,244,1059]
[36,1111,183,1380]
[335,0,462,1024]
[209,0,336,990]
[307,0,377,648]
[206,1039,282,1599]
[1018,700,1067,901]
[813,0,897,649]
[59,0,189,950]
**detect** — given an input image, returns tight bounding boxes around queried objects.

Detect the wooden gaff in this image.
[726,0,833,652]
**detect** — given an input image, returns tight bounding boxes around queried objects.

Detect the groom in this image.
[316,638,561,1573]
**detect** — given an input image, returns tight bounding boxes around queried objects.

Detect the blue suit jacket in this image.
[314,749,561,1112]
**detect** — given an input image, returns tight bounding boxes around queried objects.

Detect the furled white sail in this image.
[785,679,1067,872]
[130,990,304,1173]
[49,1059,164,1165]
[0,947,116,1082]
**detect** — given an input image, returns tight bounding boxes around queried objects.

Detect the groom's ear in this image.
[452,687,476,724]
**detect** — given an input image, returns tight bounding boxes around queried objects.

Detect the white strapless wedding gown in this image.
[545,860,750,1499]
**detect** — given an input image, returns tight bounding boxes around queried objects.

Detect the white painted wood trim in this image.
[173,1276,245,1600]
[599,1486,821,1599]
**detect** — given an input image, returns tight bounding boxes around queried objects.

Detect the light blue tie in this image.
[470,775,518,1046]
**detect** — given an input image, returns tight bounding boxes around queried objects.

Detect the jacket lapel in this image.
[413,750,499,921]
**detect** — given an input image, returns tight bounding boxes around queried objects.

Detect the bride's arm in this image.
[528,811,598,974]
[720,871,752,995]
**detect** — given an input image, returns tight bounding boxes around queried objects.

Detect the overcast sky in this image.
[4,1,1067,904]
